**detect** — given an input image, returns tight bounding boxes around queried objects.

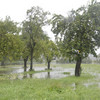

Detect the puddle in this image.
[83,82,100,88]
[0,66,74,79]
[17,70,73,80]
[1,66,100,89]
[71,82,100,90]
[15,67,74,79]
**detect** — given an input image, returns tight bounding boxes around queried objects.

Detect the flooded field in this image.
[1,64,100,100]
[1,64,100,89]
[0,66,74,79]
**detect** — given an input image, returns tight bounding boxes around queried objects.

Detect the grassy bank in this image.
[0,64,100,100]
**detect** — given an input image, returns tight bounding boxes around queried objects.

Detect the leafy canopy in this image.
[51,6,98,61]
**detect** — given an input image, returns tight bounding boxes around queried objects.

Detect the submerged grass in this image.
[0,64,100,100]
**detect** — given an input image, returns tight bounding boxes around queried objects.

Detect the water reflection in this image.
[15,72,51,80]
[47,72,50,78]
[21,70,72,79]
[72,82,80,90]
[1,66,74,79]
[2,66,100,89]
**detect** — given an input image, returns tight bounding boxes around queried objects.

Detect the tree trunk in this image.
[75,56,82,76]
[1,60,5,66]
[1,57,5,66]
[30,49,33,71]
[47,72,50,78]
[47,61,50,70]
[24,56,28,72]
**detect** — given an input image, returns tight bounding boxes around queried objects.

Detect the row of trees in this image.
[0,0,100,76]
[0,7,58,72]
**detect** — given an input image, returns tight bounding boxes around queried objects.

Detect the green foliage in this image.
[0,17,22,61]
[88,1,100,46]
[7,34,23,60]
[20,34,30,60]
[0,34,23,61]
[42,40,59,63]
[22,6,49,62]
[51,5,98,62]
[51,2,100,76]
[0,16,19,35]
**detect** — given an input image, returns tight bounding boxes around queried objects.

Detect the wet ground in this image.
[1,65,100,88]
[18,67,74,79]
[0,66,74,79]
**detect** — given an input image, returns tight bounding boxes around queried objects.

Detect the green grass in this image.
[63,72,70,75]
[53,64,75,68]
[0,64,100,100]
[24,69,52,75]
[0,75,99,100]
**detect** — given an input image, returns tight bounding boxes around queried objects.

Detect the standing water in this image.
[0,66,74,79]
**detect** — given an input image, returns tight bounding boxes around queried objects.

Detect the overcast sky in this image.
[0,0,94,22]
[0,0,100,53]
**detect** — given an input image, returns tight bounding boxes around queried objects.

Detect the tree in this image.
[42,40,58,70]
[0,17,22,65]
[88,0,100,47]
[22,6,49,71]
[22,25,49,72]
[51,6,97,76]
[0,34,23,65]
[21,39,30,72]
